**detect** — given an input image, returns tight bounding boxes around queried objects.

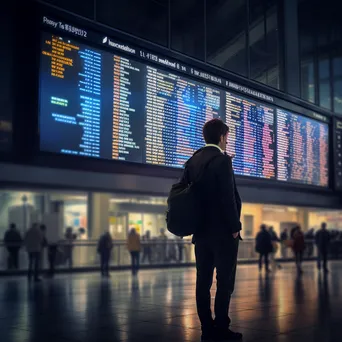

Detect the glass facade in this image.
[1,189,341,271]
[298,0,342,113]
[1,189,341,240]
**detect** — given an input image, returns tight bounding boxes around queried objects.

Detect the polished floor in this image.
[0,262,341,342]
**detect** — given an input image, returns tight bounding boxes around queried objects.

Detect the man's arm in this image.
[217,156,241,234]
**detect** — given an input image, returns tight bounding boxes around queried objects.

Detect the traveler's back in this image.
[185,146,241,238]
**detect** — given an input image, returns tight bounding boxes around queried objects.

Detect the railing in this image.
[0,239,342,273]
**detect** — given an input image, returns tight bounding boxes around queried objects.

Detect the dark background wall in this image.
[33,0,342,116]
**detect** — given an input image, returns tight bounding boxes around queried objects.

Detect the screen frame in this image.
[28,3,334,191]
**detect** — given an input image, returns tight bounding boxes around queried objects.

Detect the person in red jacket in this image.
[292,225,306,274]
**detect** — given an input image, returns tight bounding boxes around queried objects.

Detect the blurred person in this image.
[177,236,184,262]
[24,223,45,282]
[269,226,282,270]
[64,227,76,268]
[315,222,331,273]
[292,226,305,274]
[255,224,273,272]
[97,232,113,277]
[127,228,141,275]
[141,230,152,264]
[168,239,177,262]
[305,228,315,258]
[45,223,61,278]
[181,119,242,341]
[4,223,22,270]
[158,228,168,262]
[280,228,288,258]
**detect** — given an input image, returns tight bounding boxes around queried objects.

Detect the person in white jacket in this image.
[24,223,46,282]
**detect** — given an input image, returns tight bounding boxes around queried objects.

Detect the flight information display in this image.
[225,92,275,179]
[39,31,329,187]
[277,109,329,187]
[39,32,223,168]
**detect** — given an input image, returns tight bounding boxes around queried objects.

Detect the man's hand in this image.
[232,232,239,239]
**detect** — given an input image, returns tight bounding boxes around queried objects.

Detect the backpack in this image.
[166,154,219,237]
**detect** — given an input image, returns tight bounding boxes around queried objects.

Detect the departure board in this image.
[277,109,329,186]
[225,92,275,179]
[39,31,330,187]
[39,32,224,167]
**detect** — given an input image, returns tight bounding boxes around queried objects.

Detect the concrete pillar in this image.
[87,193,110,239]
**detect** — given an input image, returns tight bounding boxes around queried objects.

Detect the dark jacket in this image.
[293,231,305,252]
[280,231,288,241]
[4,229,22,249]
[315,229,330,251]
[182,146,241,238]
[97,234,113,254]
[255,230,273,254]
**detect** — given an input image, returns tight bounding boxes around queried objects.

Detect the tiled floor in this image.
[0,261,341,341]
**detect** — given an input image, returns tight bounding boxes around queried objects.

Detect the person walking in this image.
[255,225,273,272]
[141,230,152,264]
[97,232,113,277]
[181,119,242,341]
[280,228,288,258]
[4,223,22,270]
[292,225,305,274]
[127,228,141,275]
[269,226,282,270]
[315,222,331,273]
[64,227,76,268]
[24,223,45,282]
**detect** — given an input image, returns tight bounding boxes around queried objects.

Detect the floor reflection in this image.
[0,262,341,341]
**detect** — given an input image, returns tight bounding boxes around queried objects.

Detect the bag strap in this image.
[184,153,222,185]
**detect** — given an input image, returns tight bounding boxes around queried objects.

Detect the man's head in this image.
[260,224,267,231]
[10,223,16,230]
[321,222,327,230]
[203,119,229,151]
[269,226,274,232]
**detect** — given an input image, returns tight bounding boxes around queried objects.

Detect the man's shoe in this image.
[215,328,243,341]
[201,327,215,341]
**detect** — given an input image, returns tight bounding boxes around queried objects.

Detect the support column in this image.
[283,0,300,97]
[87,193,110,239]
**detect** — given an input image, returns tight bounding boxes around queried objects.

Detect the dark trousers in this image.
[48,245,58,276]
[100,252,111,275]
[130,251,140,275]
[317,249,328,270]
[142,248,152,264]
[28,252,41,280]
[295,251,303,270]
[258,253,269,271]
[195,236,239,331]
[7,248,20,270]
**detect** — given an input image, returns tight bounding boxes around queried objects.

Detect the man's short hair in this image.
[203,119,229,145]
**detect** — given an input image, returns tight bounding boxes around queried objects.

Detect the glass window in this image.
[298,1,316,103]
[43,0,94,19]
[96,0,168,47]
[249,0,280,89]
[301,60,315,103]
[333,57,342,113]
[206,0,247,77]
[171,0,205,60]
[319,57,332,110]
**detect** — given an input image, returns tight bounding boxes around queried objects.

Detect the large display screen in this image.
[39,32,276,178]
[225,92,275,179]
[39,31,329,187]
[277,109,329,187]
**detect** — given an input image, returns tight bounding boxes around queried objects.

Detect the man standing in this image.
[4,223,22,270]
[184,119,242,341]
[315,222,331,273]
[24,223,45,282]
